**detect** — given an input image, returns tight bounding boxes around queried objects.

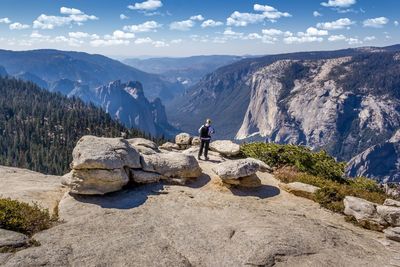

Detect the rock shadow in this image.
[70,183,165,209]
[186,173,211,189]
[229,184,280,199]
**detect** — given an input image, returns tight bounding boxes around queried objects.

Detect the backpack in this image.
[200,125,210,138]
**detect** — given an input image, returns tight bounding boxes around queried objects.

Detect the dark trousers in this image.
[198,140,210,158]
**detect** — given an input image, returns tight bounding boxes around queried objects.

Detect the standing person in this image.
[198,119,215,160]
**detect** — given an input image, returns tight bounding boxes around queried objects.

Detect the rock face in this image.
[141,152,201,179]
[169,46,400,182]
[159,142,180,151]
[191,137,201,146]
[209,140,240,157]
[343,196,387,230]
[72,136,141,170]
[0,166,65,213]
[63,169,129,195]
[384,199,400,207]
[0,229,28,249]
[130,170,165,184]
[3,160,400,266]
[127,138,159,155]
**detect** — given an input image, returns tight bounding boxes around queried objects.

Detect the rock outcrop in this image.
[279,182,320,199]
[212,158,271,187]
[209,140,240,157]
[343,196,388,230]
[0,229,28,249]
[62,135,203,195]
[384,227,400,242]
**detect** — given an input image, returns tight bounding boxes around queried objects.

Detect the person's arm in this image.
[209,127,215,135]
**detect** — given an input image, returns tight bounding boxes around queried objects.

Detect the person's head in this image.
[205,118,212,126]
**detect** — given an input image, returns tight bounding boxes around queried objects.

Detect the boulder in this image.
[384,199,400,208]
[62,168,129,195]
[159,142,180,151]
[210,140,240,157]
[141,152,202,179]
[175,133,192,146]
[212,158,267,180]
[279,182,320,199]
[131,170,165,184]
[343,196,387,230]
[239,174,262,188]
[0,229,28,249]
[377,205,400,227]
[384,227,400,242]
[72,136,141,170]
[191,137,201,146]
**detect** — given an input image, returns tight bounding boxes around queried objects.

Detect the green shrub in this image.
[240,142,346,182]
[0,198,53,236]
[275,169,387,213]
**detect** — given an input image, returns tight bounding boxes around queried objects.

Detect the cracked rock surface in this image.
[1,152,400,266]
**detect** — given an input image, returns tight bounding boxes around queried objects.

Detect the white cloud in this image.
[201,19,223,28]
[321,0,356,8]
[284,36,323,44]
[298,27,328,37]
[107,30,135,39]
[171,39,183,44]
[223,27,243,37]
[128,0,163,11]
[328,34,346,41]
[33,7,98,30]
[120,14,129,20]
[90,39,129,47]
[364,36,376,41]
[30,31,45,38]
[68,31,89,38]
[134,37,153,44]
[313,11,323,17]
[317,18,355,30]
[0,17,11,24]
[60,7,83,15]
[190,15,204,21]
[262,28,293,37]
[347,37,362,45]
[9,22,30,30]
[152,40,168,47]
[395,21,399,26]
[123,21,162,32]
[227,4,291,27]
[170,19,194,31]
[363,17,389,28]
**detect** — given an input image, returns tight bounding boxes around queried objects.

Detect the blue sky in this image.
[0,0,398,57]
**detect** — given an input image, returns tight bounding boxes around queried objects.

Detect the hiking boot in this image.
[197,156,202,160]
[205,157,209,161]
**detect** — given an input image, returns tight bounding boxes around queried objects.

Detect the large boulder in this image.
[141,152,202,179]
[343,196,388,230]
[0,229,28,249]
[62,168,129,195]
[212,158,270,180]
[130,170,165,184]
[72,136,141,170]
[175,133,192,146]
[210,140,240,157]
[377,205,400,227]
[384,227,400,242]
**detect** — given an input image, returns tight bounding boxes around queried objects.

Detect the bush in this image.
[240,142,346,182]
[0,198,53,236]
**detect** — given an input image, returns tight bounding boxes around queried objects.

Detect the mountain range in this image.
[123,55,245,88]
[168,45,400,182]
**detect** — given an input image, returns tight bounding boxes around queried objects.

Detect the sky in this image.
[0,0,399,58]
